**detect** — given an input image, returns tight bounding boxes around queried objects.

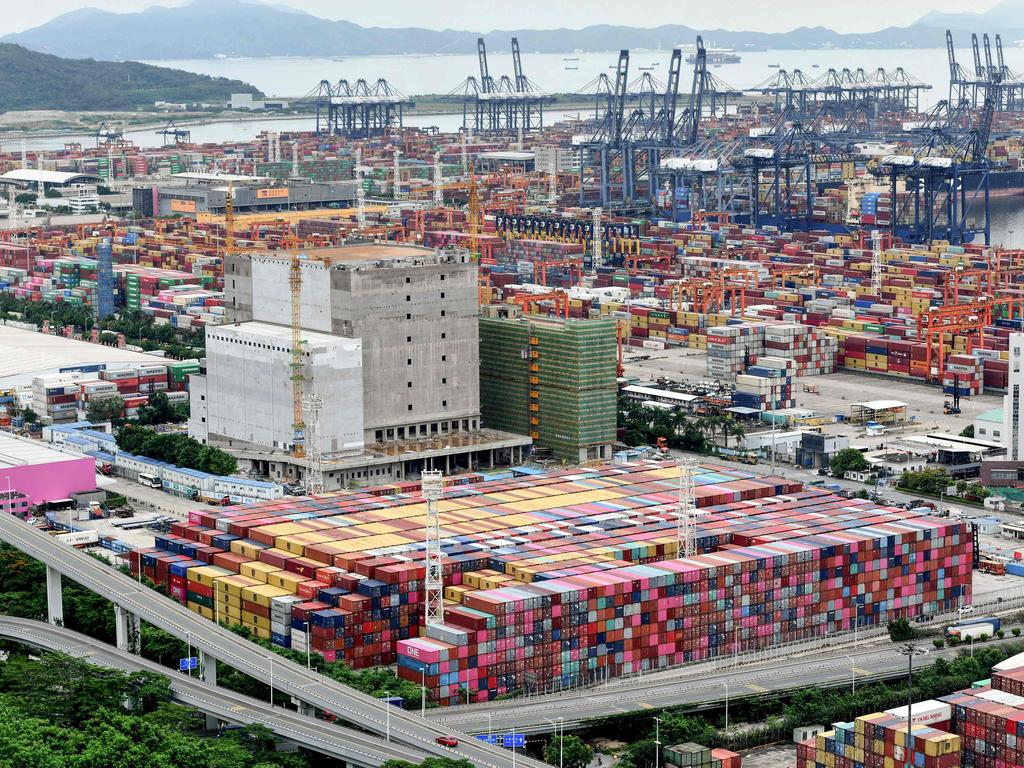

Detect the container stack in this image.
[943,354,984,397]
[796,713,960,768]
[761,324,837,376]
[31,373,81,424]
[733,357,796,411]
[665,743,741,768]
[706,323,766,378]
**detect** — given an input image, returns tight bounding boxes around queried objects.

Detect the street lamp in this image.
[486,712,492,737]
[897,644,929,768]
[970,635,976,657]
[381,690,391,742]
[719,681,729,732]
[303,620,311,670]
[544,718,564,768]
[420,667,427,717]
[269,656,274,706]
[853,601,862,642]
[654,716,661,768]
[185,631,192,677]
[844,655,856,694]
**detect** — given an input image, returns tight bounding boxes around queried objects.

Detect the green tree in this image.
[544,734,593,768]
[888,617,916,642]
[959,424,975,438]
[829,448,870,477]
[13,193,36,205]
[19,407,39,425]
[86,394,125,424]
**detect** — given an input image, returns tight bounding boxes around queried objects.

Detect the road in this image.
[0,512,547,768]
[105,477,218,519]
[0,615,426,767]
[427,635,1022,734]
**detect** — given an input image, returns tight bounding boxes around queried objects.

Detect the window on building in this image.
[441,355,446,362]
[442,377,447,384]
[442,400,447,407]
[408,404,413,411]
[406,313,411,320]
[441,310,446,317]
[408,381,412,388]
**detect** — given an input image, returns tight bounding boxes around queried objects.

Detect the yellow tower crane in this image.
[467,162,480,260]
[224,182,234,259]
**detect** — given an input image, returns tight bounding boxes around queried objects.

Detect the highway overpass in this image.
[0,615,426,767]
[0,513,547,768]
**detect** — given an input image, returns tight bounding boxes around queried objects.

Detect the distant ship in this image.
[687,48,741,65]
[563,57,580,61]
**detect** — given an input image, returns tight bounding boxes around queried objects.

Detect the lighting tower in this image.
[224,183,235,260]
[871,229,883,296]
[303,394,324,496]
[676,458,700,558]
[461,133,468,171]
[292,140,300,178]
[393,148,402,199]
[433,151,444,206]
[422,470,445,628]
[354,148,366,230]
[592,207,603,268]
[547,162,557,206]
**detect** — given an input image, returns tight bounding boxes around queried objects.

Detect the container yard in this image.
[126,460,972,704]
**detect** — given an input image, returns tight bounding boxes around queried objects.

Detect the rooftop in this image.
[209,321,360,346]
[0,432,87,469]
[0,325,167,384]
[0,169,103,186]
[978,408,1004,423]
[251,243,440,266]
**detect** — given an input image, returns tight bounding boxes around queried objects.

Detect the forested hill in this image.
[0,44,261,111]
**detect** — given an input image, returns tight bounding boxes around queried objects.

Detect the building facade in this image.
[479,312,617,463]
[1004,333,1024,461]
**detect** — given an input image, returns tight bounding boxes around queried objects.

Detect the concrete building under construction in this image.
[191,243,530,488]
[478,308,617,463]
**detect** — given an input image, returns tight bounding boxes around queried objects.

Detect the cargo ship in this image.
[687,47,741,65]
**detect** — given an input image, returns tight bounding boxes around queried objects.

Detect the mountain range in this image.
[0,44,261,111]
[3,0,1024,61]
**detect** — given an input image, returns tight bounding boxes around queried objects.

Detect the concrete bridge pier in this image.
[114,604,141,654]
[200,650,219,730]
[46,566,63,626]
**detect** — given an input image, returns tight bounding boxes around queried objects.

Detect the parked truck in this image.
[947,618,1001,640]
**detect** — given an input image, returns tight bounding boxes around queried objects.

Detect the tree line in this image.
[116,425,237,477]
[618,396,747,453]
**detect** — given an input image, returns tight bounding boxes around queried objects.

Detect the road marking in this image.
[745,683,768,693]
[636,702,654,709]
[853,667,871,676]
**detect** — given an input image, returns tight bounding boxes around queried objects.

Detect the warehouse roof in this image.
[0,325,165,384]
[853,400,907,410]
[171,172,260,183]
[251,243,439,265]
[0,169,104,186]
[0,432,86,469]
[622,385,700,403]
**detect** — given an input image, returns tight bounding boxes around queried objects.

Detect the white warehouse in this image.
[189,322,364,454]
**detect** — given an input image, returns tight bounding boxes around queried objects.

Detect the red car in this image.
[435,736,459,748]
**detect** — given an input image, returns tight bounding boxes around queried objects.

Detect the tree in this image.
[86,394,124,424]
[13,193,36,205]
[829,448,870,477]
[19,407,39,425]
[544,734,593,768]
[959,424,975,438]
[888,617,916,642]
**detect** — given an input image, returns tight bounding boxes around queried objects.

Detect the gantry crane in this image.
[921,301,992,382]
[513,290,569,319]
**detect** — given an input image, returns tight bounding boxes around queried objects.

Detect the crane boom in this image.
[983,34,995,79]
[511,37,526,93]
[662,48,682,142]
[611,49,630,149]
[972,34,984,78]
[477,38,493,94]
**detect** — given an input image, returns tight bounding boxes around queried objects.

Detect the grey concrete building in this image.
[198,242,530,489]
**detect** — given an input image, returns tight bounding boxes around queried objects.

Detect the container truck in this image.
[947,622,996,640]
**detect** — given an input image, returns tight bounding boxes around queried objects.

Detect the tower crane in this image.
[467,162,481,260]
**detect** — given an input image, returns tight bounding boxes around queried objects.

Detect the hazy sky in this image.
[0,0,1001,35]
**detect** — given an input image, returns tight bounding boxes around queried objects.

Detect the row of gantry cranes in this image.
[295,29,1016,246]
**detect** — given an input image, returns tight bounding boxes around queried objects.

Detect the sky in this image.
[0,0,1003,35]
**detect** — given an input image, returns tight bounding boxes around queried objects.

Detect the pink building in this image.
[0,433,97,513]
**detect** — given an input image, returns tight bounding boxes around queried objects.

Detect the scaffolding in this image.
[479,316,617,462]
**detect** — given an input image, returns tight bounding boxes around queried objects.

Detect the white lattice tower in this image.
[303,395,324,496]
[592,207,603,267]
[21,139,27,170]
[461,133,468,170]
[292,140,299,178]
[393,148,403,199]
[517,125,524,151]
[547,162,557,206]
[676,458,700,558]
[422,470,445,628]
[871,229,883,296]
[433,151,443,206]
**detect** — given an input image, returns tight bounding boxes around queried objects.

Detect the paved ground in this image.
[740,743,797,768]
[623,345,1002,441]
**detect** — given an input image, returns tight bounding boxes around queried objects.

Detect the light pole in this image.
[970,635,975,657]
[719,681,729,732]
[185,631,192,677]
[853,601,861,642]
[420,668,426,717]
[654,716,661,768]
[304,620,311,670]
[897,644,929,768]
[544,718,564,768]
[381,691,391,742]
[845,655,856,693]
[486,712,492,737]
[269,656,274,706]
[509,727,517,768]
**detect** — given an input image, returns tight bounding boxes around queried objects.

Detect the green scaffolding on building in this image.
[480,314,617,463]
